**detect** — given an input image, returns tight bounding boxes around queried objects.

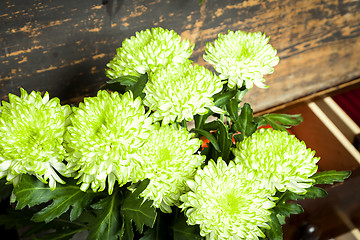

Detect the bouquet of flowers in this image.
[0,27,350,240]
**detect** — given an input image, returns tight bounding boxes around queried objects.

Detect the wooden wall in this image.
[1,0,359,112]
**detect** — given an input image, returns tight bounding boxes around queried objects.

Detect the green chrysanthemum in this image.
[106,27,193,79]
[203,30,279,89]
[0,89,71,189]
[133,124,204,213]
[180,158,274,240]
[233,128,319,194]
[64,90,154,194]
[144,60,224,124]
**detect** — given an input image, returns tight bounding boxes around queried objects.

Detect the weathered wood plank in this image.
[0,0,359,112]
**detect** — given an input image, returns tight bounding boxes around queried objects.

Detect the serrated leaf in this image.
[121,217,134,240]
[302,186,328,199]
[13,175,55,209]
[106,75,139,86]
[278,187,327,202]
[32,187,96,223]
[233,103,258,138]
[121,179,157,234]
[274,202,303,218]
[311,170,351,185]
[14,175,97,223]
[191,128,220,152]
[172,214,202,240]
[286,187,327,201]
[264,210,283,240]
[88,193,122,240]
[127,73,148,99]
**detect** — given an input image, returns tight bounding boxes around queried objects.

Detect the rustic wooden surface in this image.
[1,0,360,112]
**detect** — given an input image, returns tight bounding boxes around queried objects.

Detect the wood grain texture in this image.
[0,0,359,112]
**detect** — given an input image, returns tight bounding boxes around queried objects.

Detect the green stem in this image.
[274,191,287,204]
[180,119,187,130]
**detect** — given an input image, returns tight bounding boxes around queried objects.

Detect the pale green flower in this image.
[144,60,224,124]
[180,158,274,240]
[203,30,279,89]
[64,90,154,194]
[0,88,71,190]
[233,128,319,194]
[133,124,204,213]
[106,27,193,79]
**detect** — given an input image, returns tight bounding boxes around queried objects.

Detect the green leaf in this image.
[264,210,283,240]
[172,214,202,240]
[213,90,237,108]
[13,175,55,209]
[14,175,97,223]
[194,112,212,130]
[226,98,239,122]
[120,217,134,240]
[121,179,157,234]
[286,187,327,201]
[277,187,327,202]
[0,207,88,239]
[302,186,328,199]
[191,128,220,152]
[0,208,34,230]
[202,120,219,131]
[31,228,86,240]
[255,113,303,131]
[0,179,12,201]
[233,103,258,139]
[88,193,122,240]
[264,113,302,126]
[311,170,351,185]
[274,202,304,218]
[216,120,232,161]
[32,187,96,223]
[106,75,139,86]
[140,212,168,240]
[127,73,148,99]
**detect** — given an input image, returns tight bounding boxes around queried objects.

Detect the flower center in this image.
[221,191,244,215]
[156,147,172,167]
[237,46,253,60]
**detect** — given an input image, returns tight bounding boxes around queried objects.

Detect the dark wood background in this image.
[1,0,360,112]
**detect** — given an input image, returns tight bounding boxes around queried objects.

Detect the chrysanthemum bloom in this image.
[233,128,320,194]
[180,158,274,240]
[144,61,224,124]
[0,89,71,189]
[64,90,154,194]
[106,27,193,79]
[203,30,279,89]
[133,124,204,213]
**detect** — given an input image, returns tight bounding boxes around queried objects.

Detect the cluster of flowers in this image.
[0,27,319,239]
